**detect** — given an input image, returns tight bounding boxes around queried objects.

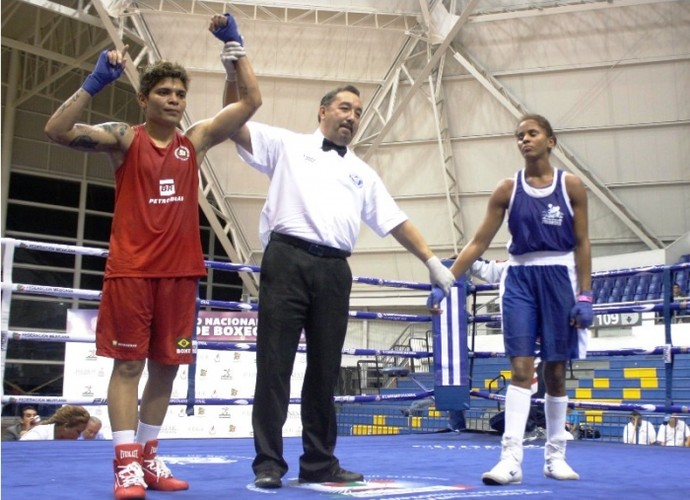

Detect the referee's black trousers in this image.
[251,237,352,478]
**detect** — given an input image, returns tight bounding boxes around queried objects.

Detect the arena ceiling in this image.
[2,0,689,304]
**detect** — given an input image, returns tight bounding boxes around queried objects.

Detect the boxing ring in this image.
[2,237,689,499]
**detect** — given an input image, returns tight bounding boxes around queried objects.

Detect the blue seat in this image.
[601,277,615,290]
[620,294,633,303]
[635,283,649,295]
[646,283,661,300]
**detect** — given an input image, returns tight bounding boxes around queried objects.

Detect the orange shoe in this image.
[113,443,146,499]
[142,440,189,491]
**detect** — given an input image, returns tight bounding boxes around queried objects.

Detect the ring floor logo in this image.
[245,474,553,498]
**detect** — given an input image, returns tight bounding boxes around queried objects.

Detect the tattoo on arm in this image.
[70,135,99,149]
[55,91,83,117]
[101,122,129,137]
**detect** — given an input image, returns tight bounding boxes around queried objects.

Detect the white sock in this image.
[503,385,532,440]
[112,430,136,448]
[545,394,568,442]
[136,422,161,446]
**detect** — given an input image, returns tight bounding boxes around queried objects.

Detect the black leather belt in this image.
[270,232,351,259]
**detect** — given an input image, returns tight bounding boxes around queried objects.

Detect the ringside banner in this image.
[63,309,304,439]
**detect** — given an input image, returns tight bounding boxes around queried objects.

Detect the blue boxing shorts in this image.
[500,252,579,362]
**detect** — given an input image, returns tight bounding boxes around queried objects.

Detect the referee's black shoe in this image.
[298,465,364,484]
[254,470,282,489]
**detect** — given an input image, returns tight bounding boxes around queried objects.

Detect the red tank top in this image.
[105,125,206,278]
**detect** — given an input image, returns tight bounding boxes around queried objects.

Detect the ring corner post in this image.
[432,277,470,412]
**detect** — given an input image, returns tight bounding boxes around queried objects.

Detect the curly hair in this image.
[45,405,91,430]
[138,60,189,98]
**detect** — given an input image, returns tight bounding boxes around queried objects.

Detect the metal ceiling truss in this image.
[4,0,672,279]
[449,45,663,250]
[122,0,419,31]
[352,0,481,257]
[353,0,664,252]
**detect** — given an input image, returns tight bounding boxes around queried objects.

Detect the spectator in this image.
[672,283,688,323]
[2,405,41,441]
[20,405,90,440]
[656,414,688,447]
[622,411,657,445]
[81,416,106,440]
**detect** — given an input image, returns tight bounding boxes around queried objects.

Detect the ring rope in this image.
[1,390,436,407]
[4,330,689,361]
[471,390,690,415]
[2,237,688,419]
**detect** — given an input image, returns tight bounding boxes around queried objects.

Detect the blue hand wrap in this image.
[569,291,594,328]
[426,286,446,310]
[211,13,243,45]
[82,50,124,96]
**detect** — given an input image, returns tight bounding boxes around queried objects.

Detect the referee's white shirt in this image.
[237,122,407,252]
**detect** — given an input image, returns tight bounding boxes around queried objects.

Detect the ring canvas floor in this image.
[2,431,687,499]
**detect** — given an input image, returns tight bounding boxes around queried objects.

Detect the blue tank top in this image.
[507,168,575,255]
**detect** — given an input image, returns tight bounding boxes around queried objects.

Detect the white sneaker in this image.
[482,459,523,485]
[544,457,580,480]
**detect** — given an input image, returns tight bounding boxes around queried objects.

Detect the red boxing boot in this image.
[113,443,146,499]
[142,440,189,491]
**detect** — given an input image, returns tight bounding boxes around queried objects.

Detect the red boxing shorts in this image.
[96,277,198,364]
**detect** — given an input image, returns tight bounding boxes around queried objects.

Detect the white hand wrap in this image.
[425,256,455,296]
[220,41,246,81]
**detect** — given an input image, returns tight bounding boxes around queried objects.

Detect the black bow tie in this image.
[322,138,347,157]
